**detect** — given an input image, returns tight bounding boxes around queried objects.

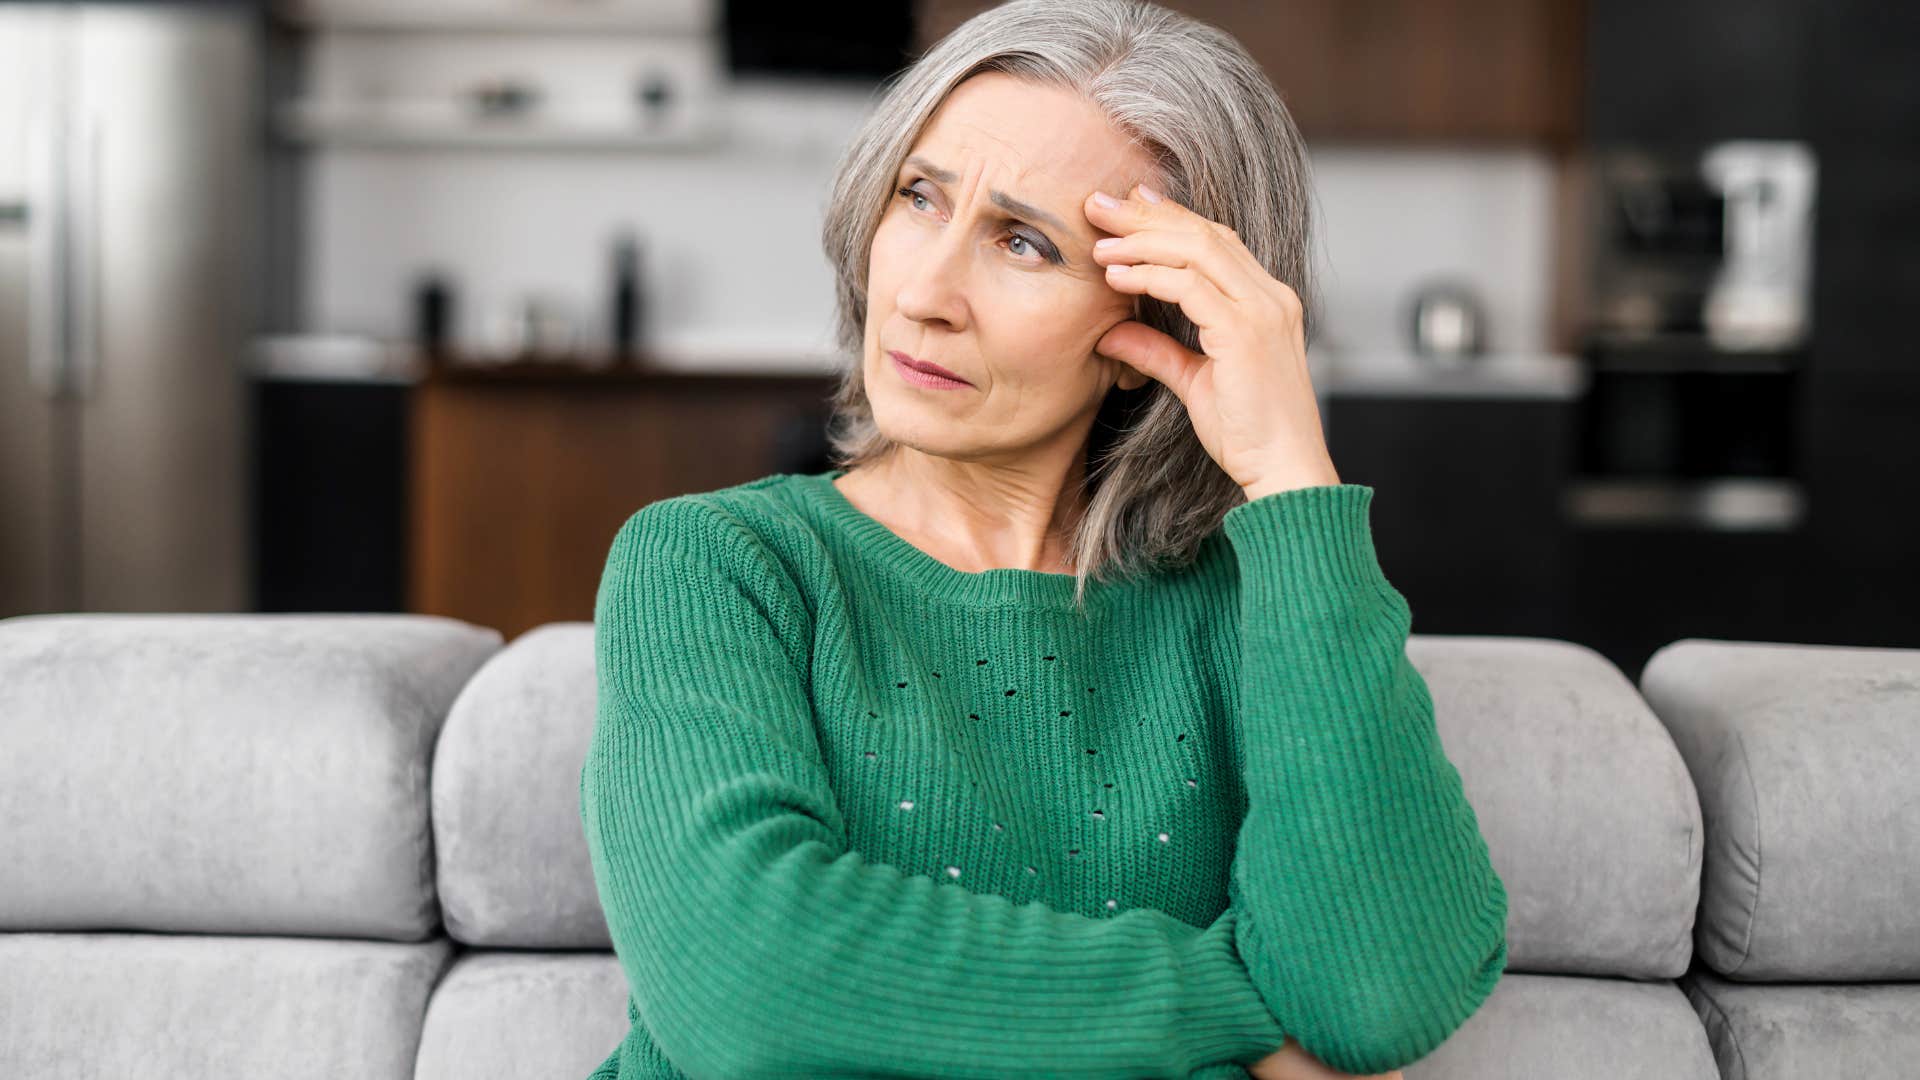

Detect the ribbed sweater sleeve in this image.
[1220,484,1509,1075]
[581,498,1290,1079]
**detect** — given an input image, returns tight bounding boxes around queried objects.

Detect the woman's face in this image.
[863,71,1155,465]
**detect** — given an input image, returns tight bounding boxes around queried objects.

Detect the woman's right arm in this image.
[582,498,1294,1079]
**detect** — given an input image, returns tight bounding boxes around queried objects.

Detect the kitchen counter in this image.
[1313,349,1586,400]
[251,335,844,386]
[254,335,1584,399]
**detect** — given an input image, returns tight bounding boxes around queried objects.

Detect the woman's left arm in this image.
[1087,182,1509,1078]
[1219,482,1509,1076]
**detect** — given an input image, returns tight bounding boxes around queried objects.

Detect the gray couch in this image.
[1,612,1914,1079]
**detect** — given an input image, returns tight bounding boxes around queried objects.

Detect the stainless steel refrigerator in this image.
[0,1,258,617]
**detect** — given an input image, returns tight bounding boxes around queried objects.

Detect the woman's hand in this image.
[1246,1036,1405,1080]
[1084,183,1338,501]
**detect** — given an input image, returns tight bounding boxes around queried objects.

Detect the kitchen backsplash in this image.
[295,76,1556,370]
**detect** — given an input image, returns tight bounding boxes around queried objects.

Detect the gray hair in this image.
[817,0,1320,610]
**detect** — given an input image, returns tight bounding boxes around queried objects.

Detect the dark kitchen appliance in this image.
[1570,141,1817,532]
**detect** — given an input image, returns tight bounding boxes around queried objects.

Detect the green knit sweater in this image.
[580,468,1507,1079]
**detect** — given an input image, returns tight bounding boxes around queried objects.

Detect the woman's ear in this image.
[1114,363,1150,392]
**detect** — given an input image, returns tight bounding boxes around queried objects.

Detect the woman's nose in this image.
[893,222,972,329]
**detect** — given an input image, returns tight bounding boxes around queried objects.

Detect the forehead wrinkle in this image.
[902,152,1086,243]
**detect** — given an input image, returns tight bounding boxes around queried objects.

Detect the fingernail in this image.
[1092,191,1121,209]
[1136,184,1164,203]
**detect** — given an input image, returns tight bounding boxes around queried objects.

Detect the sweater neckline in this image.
[802,467,1104,610]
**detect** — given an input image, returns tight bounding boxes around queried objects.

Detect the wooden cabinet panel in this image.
[915,0,1583,143]
[408,371,835,641]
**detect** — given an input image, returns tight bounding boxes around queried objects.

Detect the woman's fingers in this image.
[1097,258,1244,341]
[1246,1036,1407,1080]
[1092,224,1268,304]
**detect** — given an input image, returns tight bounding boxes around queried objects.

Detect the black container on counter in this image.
[610,229,645,364]
[413,270,456,362]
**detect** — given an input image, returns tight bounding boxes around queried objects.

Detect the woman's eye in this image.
[1004,231,1058,263]
[897,186,931,212]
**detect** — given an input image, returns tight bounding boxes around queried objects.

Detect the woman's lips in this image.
[889,350,972,389]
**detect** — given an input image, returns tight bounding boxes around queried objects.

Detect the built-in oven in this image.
[1569,141,1816,532]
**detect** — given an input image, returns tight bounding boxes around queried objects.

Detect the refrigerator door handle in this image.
[24,99,72,401]
[69,112,102,401]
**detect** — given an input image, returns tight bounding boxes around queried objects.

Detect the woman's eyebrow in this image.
[903,155,1081,240]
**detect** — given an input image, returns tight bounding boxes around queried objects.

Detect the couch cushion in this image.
[1408,636,1703,979]
[0,612,501,939]
[0,931,453,1078]
[1682,967,1920,1080]
[410,952,1728,1080]
[413,950,628,1080]
[1409,972,1719,1080]
[432,622,607,947]
[1640,638,1920,980]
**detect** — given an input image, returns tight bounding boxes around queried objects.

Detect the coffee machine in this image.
[1570,140,1817,531]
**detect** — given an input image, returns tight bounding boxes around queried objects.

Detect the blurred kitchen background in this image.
[1,0,1914,679]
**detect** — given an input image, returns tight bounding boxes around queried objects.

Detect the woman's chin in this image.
[870,410,969,458]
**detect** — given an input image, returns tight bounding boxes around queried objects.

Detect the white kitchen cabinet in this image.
[276,0,716,34]
[270,0,726,148]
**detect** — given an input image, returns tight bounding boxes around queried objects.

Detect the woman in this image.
[580,2,1508,1077]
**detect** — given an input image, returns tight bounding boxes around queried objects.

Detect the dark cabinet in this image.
[1321,387,1896,676]
[1585,0,1810,144]
[1806,1,1920,149]
[1326,393,1578,641]
[1794,4,1920,644]
[1794,368,1920,648]
[252,376,411,614]
[1807,151,1920,380]
[1581,0,1920,651]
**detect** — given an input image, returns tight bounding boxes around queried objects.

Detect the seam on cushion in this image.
[1680,815,1696,970]
[1685,976,1749,1080]
[1730,728,1761,976]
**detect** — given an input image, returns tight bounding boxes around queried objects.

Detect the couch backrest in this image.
[1408,635,1703,979]
[431,622,608,948]
[0,611,1715,982]
[0,612,502,941]
[1641,638,1920,982]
